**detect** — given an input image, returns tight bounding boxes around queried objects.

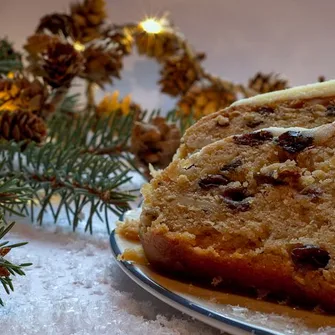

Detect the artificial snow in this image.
[0,218,219,335]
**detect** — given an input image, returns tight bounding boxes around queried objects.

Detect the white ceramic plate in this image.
[110,210,335,335]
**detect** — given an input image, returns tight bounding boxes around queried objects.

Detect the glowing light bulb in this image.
[140,18,163,34]
[7,72,14,79]
[73,41,85,52]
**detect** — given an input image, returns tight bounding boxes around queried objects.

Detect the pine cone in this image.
[159,53,201,96]
[131,117,181,174]
[81,45,122,87]
[178,84,237,119]
[36,13,78,40]
[70,0,106,43]
[0,110,47,143]
[135,29,181,61]
[41,41,83,88]
[0,76,47,114]
[248,72,289,94]
[24,34,60,59]
[0,266,10,277]
[104,26,133,56]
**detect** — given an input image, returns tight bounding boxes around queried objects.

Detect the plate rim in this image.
[110,230,284,335]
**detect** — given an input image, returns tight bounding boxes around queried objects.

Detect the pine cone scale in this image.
[0,110,47,143]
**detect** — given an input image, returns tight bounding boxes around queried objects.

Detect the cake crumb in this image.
[116,218,140,242]
[216,115,230,126]
[118,247,149,265]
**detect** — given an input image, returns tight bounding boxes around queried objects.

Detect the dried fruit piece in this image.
[257,106,275,115]
[221,187,251,211]
[291,245,330,270]
[255,174,285,186]
[220,159,242,172]
[233,131,273,146]
[246,119,263,128]
[277,131,313,154]
[300,187,323,199]
[326,105,335,116]
[198,174,229,190]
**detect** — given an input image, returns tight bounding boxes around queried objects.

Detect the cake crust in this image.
[141,228,335,310]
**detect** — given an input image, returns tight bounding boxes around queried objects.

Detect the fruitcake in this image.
[177,80,335,159]
[140,122,335,310]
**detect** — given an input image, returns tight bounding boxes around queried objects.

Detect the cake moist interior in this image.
[141,127,335,274]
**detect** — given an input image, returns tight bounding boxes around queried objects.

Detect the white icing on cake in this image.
[262,122,335,143]
[193,122,335,158]
[233,80,335,107]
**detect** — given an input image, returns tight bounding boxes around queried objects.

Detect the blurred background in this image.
[1,0,334,111]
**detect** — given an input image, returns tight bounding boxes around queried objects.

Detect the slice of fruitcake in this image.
[140,122,335,310]
[178,80,335,159]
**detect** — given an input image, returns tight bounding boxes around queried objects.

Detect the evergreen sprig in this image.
[0,221,32,306]
[0,140,136,233]
[48,112,134,157]
[0,178,32,306]
[0,38,22,75]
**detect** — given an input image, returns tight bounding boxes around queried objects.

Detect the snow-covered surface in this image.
[0,215,219,335]
[0,171,219,335]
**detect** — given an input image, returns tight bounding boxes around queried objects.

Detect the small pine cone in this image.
[0,266,10,277]
[24,34,60,59]
[0,110,47,143]
[131,117,181,172]
[0,76,47,114]
[104,26,133,56]
[81,45,122,87]
[159,53,200,97]
[70,0,106,43]
[36,13,78,40]
[178,84,237,119]
[41,41,83,88]
[135,30,181,61]
[248,72,289,94]
[0,247,10,257]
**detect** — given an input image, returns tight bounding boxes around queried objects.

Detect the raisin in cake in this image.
[178,80,335,159]
[140,122,335,310]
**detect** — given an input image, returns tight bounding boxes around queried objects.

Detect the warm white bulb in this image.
[140,18,162,34]
[73,41,85,52]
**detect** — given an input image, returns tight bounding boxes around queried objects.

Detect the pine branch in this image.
[81,144,127,155]
[47,111,138,176]
[86,81,95,115]
[0,179,32,306]
[0,175,33,220]
[166,109,196,134]
[48,112,134,156]
[0,221,32,306]
[43,86,69,119]
[56,93,82,115]
[0,59,23,74]
[0,141,136,232]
